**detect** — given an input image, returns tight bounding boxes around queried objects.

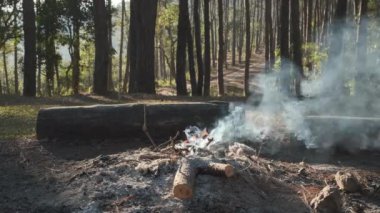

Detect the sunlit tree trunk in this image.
[217,0,225,96]
[244,0,251,97]
[204,0,211,96]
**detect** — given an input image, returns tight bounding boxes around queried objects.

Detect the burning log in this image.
[173,158,234,199]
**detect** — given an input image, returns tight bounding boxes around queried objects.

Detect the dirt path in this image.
[158,53,265,96]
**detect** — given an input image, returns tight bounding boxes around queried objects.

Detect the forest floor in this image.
[0,54,380,212]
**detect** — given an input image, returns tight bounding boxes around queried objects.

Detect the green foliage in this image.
[303,43,328,75]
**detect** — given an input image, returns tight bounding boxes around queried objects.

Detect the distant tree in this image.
[327,0,347,92]
[22,0,37,97]
[93,0,109,95]
[186,5,197,96]
[204,0,211,96]
[13,0,20,95]
[39,0,60,96]
[194,0,204,96]
[291,0,304,98]
[107,0,114,91]
[232,0,237,66]
[128,0,158,94]
[217,0,225,96]
[244,0,251,97]
[118,0,126,96]
[264,0,274,72]
[356,0,368,75]
[279,0,290,95]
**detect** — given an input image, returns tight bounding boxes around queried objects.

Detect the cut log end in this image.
[172,158,235,200]
[209,163,235,178]
[173,184,193,199]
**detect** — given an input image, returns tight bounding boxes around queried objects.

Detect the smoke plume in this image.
[208,19,380,151]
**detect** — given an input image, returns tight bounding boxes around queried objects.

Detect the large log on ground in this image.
[305,115,380,149]
[173,157,234,199]
[36,102,229,140]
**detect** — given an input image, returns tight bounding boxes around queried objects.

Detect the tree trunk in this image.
[264,0,273,72]
[186,16,197,96]
[3,50,10,95]
[72,17,81,95]
[36,0,42,96]
[176,0,188,96]
[107,0,114,91]
[307,0,313,43]
[217,0,225,96]
[232,0,237,66]
[0,68,2,95]
[118,0,125,96]
[291,0,304,98]
[280,0,290,95]
[356,0,368,77]
[238,0,244,64]
[327,0,347,83]
[223,0,229,69]
[45,37,55,96]
[244,0,251,97]
[128,0,158,94]
[23,0,37,97]
[194,0,204,96]
[13,0,19,95]
[93,0,109,95]
[204,0,211,96]
[55,58,61,95]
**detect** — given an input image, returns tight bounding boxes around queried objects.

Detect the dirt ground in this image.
[1,137,379,213]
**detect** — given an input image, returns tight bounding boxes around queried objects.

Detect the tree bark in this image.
[107,0,114,91]
[128,0,158,94]
[291,0,304,98]
[3,49,10,94]
[244,0,251,97]
[264,0,273,72]
[22,0,37,97]
[186,15,197,96]
[280,0,290,95]
[203,0,211,96]
[232,0,237,66]
[217,0,225,96]
[93,0,109,95]
[118,0,125,96]
[176,0,188,96]
[194,0,204,96]
[36,0,42,96]
[13,0,19,95]
[72,9,81,95]
[327,0,347,82]
[356,0,368,78]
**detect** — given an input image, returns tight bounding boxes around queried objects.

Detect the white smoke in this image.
[208,18,380,151]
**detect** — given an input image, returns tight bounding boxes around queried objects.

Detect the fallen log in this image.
[305,115,380,149]
[173,158,234,199]
[36,102,229,140]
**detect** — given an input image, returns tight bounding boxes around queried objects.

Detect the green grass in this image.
[0,105,43,141]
